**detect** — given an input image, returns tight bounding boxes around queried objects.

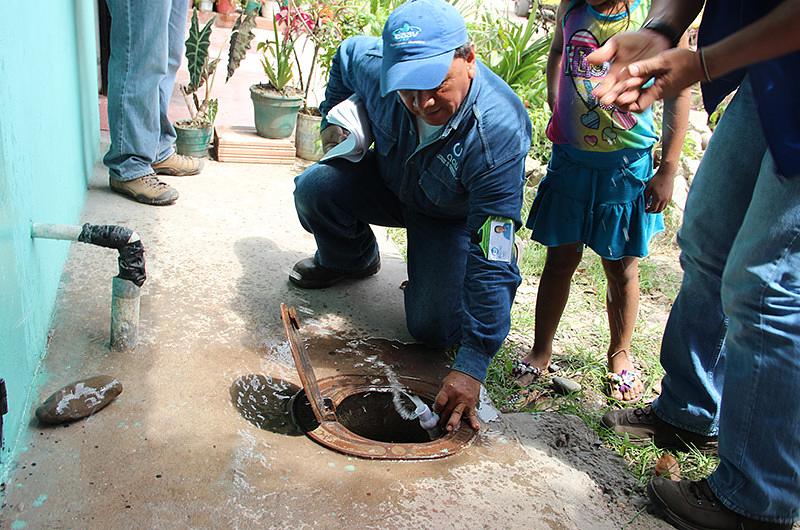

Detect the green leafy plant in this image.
[180,9,254,128]
[181,9,220,128]
[477,12,550,90]
[257,7,297,93]
[227,11,258,81]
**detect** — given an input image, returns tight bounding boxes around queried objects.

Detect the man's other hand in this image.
[433,370,481,433]
[320,124,349,153]
[587,30,671,111]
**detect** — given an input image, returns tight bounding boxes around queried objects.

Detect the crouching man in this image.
[291,0,532,432]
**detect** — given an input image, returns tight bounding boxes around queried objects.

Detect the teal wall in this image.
[0,2,99,481]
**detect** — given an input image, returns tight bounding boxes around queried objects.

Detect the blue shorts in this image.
[526,144,664,260]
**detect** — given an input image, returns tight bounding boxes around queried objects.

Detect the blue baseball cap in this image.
[380,0,469,97]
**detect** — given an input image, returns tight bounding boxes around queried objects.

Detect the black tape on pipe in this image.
[78,224,146,287]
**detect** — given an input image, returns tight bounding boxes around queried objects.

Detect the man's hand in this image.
[586,30,671,111]
[433,370,481,433]
[610,48,705,112]
[645,164,676,213]
[320,124,349,153]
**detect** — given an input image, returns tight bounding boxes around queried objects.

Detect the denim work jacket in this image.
[320,36,533,381]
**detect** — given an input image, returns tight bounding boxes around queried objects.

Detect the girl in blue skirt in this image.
[513,0,689,401]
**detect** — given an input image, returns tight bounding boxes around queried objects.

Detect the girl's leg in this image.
[516,243,583,384]
[602,256,644,401]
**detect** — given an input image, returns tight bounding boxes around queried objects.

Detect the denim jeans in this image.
[104,0,187,181]
[294,154,469,347]
[653,79,800,523]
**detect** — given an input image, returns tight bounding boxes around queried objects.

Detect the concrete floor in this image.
[0,5,671,528]
[0,154,670,530]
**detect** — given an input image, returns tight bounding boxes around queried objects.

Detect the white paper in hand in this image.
[320,95,373,163]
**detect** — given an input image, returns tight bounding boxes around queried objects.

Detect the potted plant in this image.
[290,0,350,160]
[215,0,238,15]
[250,5,305,139]
[175,9,219,157]
[175,9,257,156]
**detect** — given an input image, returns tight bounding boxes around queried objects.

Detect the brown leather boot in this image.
[648,478,792,529]
[601,405,718,452]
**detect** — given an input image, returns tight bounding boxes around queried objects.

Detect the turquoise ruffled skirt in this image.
[526,144,664,260]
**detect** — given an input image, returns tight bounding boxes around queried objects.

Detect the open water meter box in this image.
[281,304,476,460]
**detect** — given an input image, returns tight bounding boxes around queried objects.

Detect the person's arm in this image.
[545,1,568,110]
[319,39,356,127]
[644,0,705,42]
[700,0,800,80]
[319,37,377,151]
[586,0,704,107]
[433,152,527,432]
[645,35,691,214]
[595,0,800,111]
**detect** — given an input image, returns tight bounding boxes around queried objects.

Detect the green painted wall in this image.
[0,2,99,481]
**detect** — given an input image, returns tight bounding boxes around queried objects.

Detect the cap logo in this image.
[392,22,422,43]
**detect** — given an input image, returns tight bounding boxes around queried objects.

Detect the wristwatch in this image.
[642,18,682,48]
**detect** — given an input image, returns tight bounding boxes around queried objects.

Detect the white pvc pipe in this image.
[31,223,83,241]
[31,222,143,352]
[31,223,140,244]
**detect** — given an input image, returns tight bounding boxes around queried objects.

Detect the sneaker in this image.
[152,153,203,176]
[648,478,792,529]
[109,174,179,205]
[601,405,718,452]
[289,256,380,289]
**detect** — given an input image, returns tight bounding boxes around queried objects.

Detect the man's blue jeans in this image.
[104,0,187,181]
[652,79,800,523]
[294,154,468,347]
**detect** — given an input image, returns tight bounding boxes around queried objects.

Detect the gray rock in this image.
[36,375,122,425]
[551,376,581,395]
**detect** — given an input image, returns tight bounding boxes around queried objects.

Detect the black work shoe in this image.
[648,478,792,530]
[602,405,718,452]
[288,256,380,289]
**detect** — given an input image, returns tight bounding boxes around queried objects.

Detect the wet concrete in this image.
[0,5,670,526]
[0,152,671,529]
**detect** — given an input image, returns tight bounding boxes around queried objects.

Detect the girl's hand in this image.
[645,166,676,213]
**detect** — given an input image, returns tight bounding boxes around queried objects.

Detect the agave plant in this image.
[256,11,296,94]
[477,12,550,91]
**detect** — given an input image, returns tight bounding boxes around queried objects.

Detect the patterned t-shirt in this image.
[547,0,658,152]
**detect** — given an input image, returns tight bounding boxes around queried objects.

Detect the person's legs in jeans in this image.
[402,211,470,348]
[104,0,171,181]
[294,154,404,271]
[653,79,767,435]
[155,0,189,163]
[707,149,800,523]
[294,156,469,346]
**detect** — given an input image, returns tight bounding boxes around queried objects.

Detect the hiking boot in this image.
[601,405,718,452]
[152,153,203,176]
[289,256,380,289]
[648,478,792,530]
[110,174,179,205]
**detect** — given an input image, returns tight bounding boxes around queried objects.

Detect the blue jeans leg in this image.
[403,211,469,348]
[653,79,767,435]
[294,155,468,347]
[156,0,188,163]
[294,155,404,271]
[707,148,800,523]
[104,0,172,181]
[156,0,188,162]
